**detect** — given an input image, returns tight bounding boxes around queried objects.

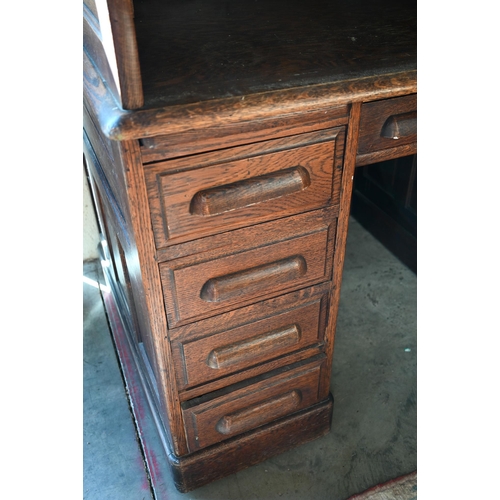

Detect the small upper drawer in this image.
[145,128,345,248]
[181,355,327,452]
[357,94,417,155]
[170,287,329,389]
[159,209,336,328]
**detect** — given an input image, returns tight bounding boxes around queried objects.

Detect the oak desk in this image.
[83,0,416,492]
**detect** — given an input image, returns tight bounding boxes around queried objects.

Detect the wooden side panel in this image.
[160,215,336,328]
[84,133,149,368]
[112,139,189,456]
[182,356,327,452]
[83,107,130,224]
[145,128,344,248]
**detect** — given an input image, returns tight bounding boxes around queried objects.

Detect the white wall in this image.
[83,165,101,262]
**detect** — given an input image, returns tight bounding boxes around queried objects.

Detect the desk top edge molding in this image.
[84,48,416,142]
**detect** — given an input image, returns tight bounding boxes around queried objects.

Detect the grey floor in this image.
[83,217,417,500]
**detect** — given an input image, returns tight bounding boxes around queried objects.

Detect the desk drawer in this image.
[145,128,344,248]
[171,288,329,389]
[182,355,327,452]
[357,94,417,156]
[160,213,336,328]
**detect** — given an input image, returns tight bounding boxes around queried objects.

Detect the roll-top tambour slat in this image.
[216,390,302,436]
[190,166,311,217]
[207,324,301,370]
[200,256,307,303]
[381,111,417,139]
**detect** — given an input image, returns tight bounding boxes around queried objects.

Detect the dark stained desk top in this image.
[133,0,417,110]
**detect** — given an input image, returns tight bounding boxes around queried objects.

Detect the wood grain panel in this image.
[182,356,325,451]
[160,219,335,328]
[172,293,327,389]
[146,128,344,248]
[133,0,416,109]
[139,107,348,163]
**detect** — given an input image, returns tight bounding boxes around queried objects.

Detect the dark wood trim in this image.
[319,101,363,397]
[105,0,144,109]
[83,52,416,141]
[356,143,417,167]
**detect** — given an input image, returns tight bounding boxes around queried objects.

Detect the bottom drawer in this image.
[182,355,327,452]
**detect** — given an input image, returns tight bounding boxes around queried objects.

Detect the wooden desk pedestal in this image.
[83,0,416,492]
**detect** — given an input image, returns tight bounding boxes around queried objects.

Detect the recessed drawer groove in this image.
[357,94,417,157]
[200,256,307,303]
[190,166,311,216]
[215,390,302,436]
[207,324,301,370]
[381,111,417,139]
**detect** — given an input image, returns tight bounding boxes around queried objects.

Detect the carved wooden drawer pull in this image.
[200,256,307,303]
[216,390,302,435]
[381,111,417,140]
[207,324,302,369]
[190,166,311,216]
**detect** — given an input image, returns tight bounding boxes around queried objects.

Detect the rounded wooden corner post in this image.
[319,101,363,397]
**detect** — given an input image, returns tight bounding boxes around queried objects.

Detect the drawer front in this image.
[357,94,417,155]
[182,356,326,451]
[160,217,336,328]
[145,128,344,248]
[171,289,329,389]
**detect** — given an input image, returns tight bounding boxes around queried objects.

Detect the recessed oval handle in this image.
[190,166,311,216]
[381,111,417,139]
[216,390,302,435]
[207,324,302,369]
[200,255,307,303]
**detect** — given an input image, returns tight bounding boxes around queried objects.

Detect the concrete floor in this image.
[83,217,417,499]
